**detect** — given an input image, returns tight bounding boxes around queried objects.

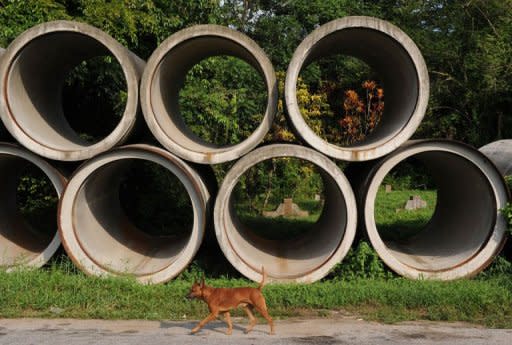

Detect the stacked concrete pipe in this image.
[0,143,66,270]
[214,144,357,283]
[354,140,508,280]
[0,17,508,283]
[0,21,145,161]
[141,25,278,164]
[480,140,512,176]
[58,145,213,284]
[0,47,7,140]
[285,16,429,161]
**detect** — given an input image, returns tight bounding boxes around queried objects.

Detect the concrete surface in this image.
[285,16,429,161]
[480,140,512,176]
[0,21,145,161]
[0,318,509,345]
[0,143,66,269]
[358,140,509,279]
[58,144,213,284]
[141,24,277,164]
[214,144,357,283]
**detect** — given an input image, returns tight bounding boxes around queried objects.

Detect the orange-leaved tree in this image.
[339,80,384,145]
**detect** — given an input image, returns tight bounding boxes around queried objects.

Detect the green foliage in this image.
[63,56,127,142]
[16,167,59,236]
[179,56,266,146]
[500,175,512,235]
[233,158,324,213]
[119,161,193,237]
[329,241,393,280]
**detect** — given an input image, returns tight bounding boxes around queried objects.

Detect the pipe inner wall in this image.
[58,145,210,284]
[214,144,357,283]
[363,141,508,279]
[0,143,65,269]
[285,16,429,161]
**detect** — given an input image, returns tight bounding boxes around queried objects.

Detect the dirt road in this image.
[0,317,510,344]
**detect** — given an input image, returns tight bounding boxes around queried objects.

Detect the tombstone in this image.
[262,198,310,218]
[404,195,427,210]
[385,184,392,193]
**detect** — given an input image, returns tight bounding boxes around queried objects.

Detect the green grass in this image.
[1,259,511,328]
[235,199,322,240]
[375,189,437,241]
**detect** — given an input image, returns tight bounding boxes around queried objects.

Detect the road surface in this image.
[0,317,510,345]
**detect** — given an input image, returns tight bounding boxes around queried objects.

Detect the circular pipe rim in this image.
[363,140,508,280]
[284,16,429,161]
[480,139,512,177]
[0,142,66,270]
[58,144,209,284]
[141,24,278,164]
[214,144,357,283]
[0,21,142,161]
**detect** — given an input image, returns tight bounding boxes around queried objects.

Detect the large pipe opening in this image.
[0,143,65,269]
[285,16,429,161]
[0,21,144,161]
[363,140,508,279]
[58,145,211,284]
[214,144,357,283]
[141,25,278,164]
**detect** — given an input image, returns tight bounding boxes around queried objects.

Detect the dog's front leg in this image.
[191,312,217,334]
[223,312,233,335]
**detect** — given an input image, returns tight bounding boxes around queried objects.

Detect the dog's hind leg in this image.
[191,312,217,334]
[243,305,257,334]
[223,312,233,335]
[253,303,275,335]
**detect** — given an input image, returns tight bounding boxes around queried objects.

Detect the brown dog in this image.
[187,268,274,335]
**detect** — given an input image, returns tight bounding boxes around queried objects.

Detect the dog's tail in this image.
[258,266,266,290]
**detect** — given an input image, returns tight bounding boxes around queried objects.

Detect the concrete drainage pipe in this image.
[359,140,508,279]
[0,143,66,270]
[285,16,429,161]
[58,145,212,284]
[0,47,7,140]
[141,25,278,164]
[214,144,357,283]
[0,21,145,161]
[480,140,512,176]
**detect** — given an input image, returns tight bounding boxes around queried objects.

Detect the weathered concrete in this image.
[285,16,429,161]
[0,47,7,140]
[480,139,512,176]
[141,25,278,164]
[357,140,508,279]
[0,21,145,161]
[214,144,357,283]
[58,144,213,284]
[0,143,66,269]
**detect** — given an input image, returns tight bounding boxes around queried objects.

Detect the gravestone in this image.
[263,198,309,218]
[404,195,427,210]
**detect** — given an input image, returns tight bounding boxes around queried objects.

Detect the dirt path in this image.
[0,317,510,345]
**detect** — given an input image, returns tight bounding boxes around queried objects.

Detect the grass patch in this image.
[235,199,322,240]
[1,259,511,328]
[375,189,437,241]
